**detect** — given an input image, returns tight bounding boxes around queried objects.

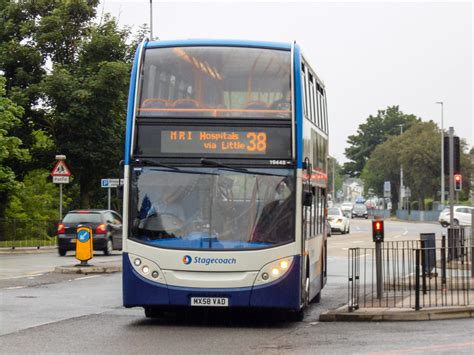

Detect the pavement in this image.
[54,261,121,274]
[319,304,474,321]
[0,246,57,254]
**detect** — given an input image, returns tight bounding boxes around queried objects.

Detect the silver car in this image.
[327,207,350,234]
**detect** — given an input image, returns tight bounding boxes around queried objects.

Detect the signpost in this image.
[372,219,385,299]
[51,155,71,220]
[101,178,123,210]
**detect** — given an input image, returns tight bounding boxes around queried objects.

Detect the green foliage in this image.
[6,169,62,220]
[5,169,64,240]
[424,198,433,211]
[360,121,473,209]
[41,16,131,208]
[343,106,419,177]
[360,135,401,202]
[0,76,30,203]
[398,122,440,207]
[328,157,344,199]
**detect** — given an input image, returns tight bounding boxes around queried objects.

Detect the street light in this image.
[436,102,444,208]
[398,124,404,210]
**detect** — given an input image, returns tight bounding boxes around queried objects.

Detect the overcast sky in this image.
[100,0,473,161]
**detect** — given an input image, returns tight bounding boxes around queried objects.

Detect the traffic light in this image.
[443,136,460,173]
[454,174,462,191]
[372,220,384,242]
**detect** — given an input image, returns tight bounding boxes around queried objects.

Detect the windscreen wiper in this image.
[200,158,284,177]
[133,158,180,171]
[200,158,249,173]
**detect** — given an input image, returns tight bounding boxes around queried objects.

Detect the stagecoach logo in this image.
[182,255,192,265]
[182,255,237,266]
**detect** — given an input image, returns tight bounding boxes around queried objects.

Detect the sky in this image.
[100,0,473,162]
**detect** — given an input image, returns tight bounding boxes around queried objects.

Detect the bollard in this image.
[415,249,421,311]
[471,209,474,278]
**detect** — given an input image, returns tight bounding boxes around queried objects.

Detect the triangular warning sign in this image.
[51,160,71,177]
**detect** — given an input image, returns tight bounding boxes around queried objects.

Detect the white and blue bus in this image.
[122,39,329,320]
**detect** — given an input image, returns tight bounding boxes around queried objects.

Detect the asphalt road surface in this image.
[2,220,473,354]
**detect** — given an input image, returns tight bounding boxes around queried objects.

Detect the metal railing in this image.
[348,229,473,311]
[0,219,58,249]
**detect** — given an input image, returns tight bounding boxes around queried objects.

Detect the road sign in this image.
[383,181,391,198]
[101,178,122,188]
[51,160,71,177]
[53,176,69,184]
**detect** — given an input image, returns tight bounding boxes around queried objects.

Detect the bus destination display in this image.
[161,130,268,155]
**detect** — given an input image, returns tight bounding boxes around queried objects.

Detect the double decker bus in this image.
[122,39,329,320]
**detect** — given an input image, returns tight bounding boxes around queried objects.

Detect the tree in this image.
[343,106,419,177]
[41,15,131,208]
[360,121,473,210]
[327,157,344,201]
[5,169,67,240]
[0,76,30,218]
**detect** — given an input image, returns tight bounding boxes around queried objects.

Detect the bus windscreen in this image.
[137,46,291,119]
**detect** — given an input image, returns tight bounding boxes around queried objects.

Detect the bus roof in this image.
[145,39,292,51]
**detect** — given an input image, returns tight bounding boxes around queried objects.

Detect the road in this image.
[2,220,472,354]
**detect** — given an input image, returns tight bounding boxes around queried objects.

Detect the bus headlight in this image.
[129,254,166,285]
[254,256,294,286]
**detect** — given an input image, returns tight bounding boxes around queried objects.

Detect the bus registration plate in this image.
[190,297,228,307]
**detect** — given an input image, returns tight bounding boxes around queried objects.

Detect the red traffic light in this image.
[372,220,384,242]
[374,221,383,232]
[454,174,462,191]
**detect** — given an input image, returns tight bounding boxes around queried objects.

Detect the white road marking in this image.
[4,286,26,290]
[74,275,101,281]
[402,230,408,236]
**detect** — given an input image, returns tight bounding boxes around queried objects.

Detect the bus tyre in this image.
[103,239,113,256]
[58,248,66,256]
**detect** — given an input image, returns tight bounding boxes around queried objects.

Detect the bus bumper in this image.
[122,253,301,310]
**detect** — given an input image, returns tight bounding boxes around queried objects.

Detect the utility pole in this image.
[448,127,454,227]
[399,124,404,210]
[436,102,445,207]
[149,0,154,40]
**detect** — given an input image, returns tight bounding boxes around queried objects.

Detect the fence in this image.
[348,228,473,311]
[396,210,441,222]
[0,219,58,249]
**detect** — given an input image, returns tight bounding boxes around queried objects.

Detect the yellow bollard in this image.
[76,226,93,265]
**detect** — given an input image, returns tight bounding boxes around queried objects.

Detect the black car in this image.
[57,209,123,256]
[352,203,368,219]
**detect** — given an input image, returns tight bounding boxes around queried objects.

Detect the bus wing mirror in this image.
[303,191,313,207]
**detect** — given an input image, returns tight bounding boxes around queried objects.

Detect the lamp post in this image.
[436,102,444,208]
[149,0,154,40]
[398,124,404,210]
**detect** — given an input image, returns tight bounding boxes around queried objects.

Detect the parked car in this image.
[438,206,473,227]
[340,202,353,217]
[57,209,123,256]
[352,203,368,219]
[327,207,350,234]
